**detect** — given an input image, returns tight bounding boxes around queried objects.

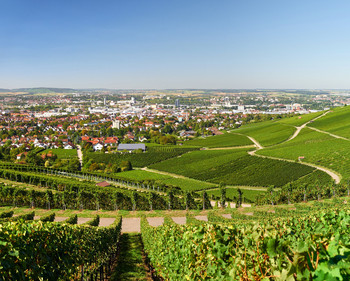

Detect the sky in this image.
[1,0,350,89]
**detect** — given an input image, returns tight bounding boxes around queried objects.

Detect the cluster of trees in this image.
[83,159,132,173]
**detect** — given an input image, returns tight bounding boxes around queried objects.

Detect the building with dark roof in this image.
[117,143,146,152]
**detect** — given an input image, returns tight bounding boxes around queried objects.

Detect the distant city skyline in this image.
[1,0,350,89]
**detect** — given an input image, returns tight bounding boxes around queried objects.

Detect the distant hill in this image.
[14,87,77,94]
[0,88,12,92]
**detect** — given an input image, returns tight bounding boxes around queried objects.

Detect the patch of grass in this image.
[183,132,253,148]
[119,169,214,191]
[308,106,350,138]
[257,127,347,181]
[110,233,150,281]
[277,111,324,127]
[233,121,295,146]
[206,187,265,202]
[42,148,78,159]
[149,148,315,187]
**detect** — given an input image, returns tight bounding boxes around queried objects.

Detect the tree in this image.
[267,185,274,206]
[220,184,226,208]
[237,188,242,208]
[120,160,132,171]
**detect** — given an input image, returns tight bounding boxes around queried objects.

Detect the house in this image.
[93,143,104,151]
[117,143,146,152]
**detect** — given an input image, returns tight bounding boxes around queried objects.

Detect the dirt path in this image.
[244,111,341,184]
[247,136,264,150]
[307,126,350,141]
[122,217,141,233]
[205,145,255,150]
[77,145,83,166]
[146,217,164,227]
[172,217,186,225]
[195,215,208,221]
[99,217,116,227]
[54,216,68,222]
[77,217,92,225]
[142,167,196,180]
[288,111,330,142]
[252,151,341,184]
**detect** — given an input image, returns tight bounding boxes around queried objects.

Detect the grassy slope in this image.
[257,127,350,180]
[118,170,214,191]
[309,106,350,138]
[42,148,78,159]
[110,233,150,281]
[232,121,296,146]
[277,111,324,127]
[206,187,265,202]
[183,132,253,148]
[149,149,315,187]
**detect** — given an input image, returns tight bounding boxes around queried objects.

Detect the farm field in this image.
[118,169,214,191]
[277,110,324,127]
[41,148,78,159]
[182,132,253,148]
[85,146,197,168]
[257,127,350,180]
[232,121,296,146]
[308,106,350,138]
[149,148,316,187]
[206,187,265,202]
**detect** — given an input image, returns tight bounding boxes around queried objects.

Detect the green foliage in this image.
[0,217,122,280]
[84,215,100,227]
[183,132,252,148]
[150,149,315,187]
[0,210,14,219]
[141,208,350,280]
[40,213,55,222]
[64,214,78,225]
[310,106,350,138]
[85,146,197,168]
[234,121,296,146]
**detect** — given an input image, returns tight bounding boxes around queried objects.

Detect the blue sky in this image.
[0,0,350,89]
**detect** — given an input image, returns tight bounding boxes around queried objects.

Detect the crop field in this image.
[41,148,78,159]
[149,148,315,187]
[85,146,197,167]
[119,169,214,191]
[257,127,350,180]
[287,170,333,187]
[308,106,350,138]
[205,187,265,202]
[277,110,324,127]
[232,121,295,146]
[182,132,253,148]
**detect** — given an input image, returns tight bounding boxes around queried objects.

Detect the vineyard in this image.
[182,132,253,148]
[85,146,198,168]
[141,202,350,280]
[2,108,350,280]
[233,121,296,147]
[149,149,318,187]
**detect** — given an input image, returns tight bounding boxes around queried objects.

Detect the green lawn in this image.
[149,148,315,187]
[110,233,150,281]
[206,187,265,202]
[182,132,253,148]
[308,106,350,139]
[42,148,77,159]
[232,121,296,147]
[277,111,324,127]
[119,169,214,191]
[257,127,349,181]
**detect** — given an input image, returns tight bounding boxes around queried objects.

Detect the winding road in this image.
[246,111,341,184]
